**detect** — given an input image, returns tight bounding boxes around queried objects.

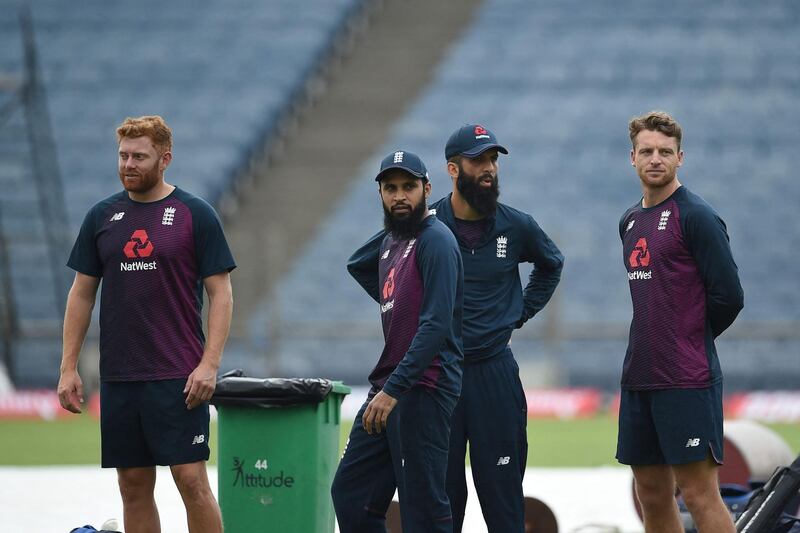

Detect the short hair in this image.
[116,115,172,154]
[628,111,682,151]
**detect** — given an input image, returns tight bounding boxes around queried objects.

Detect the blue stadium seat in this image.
[259,0,799,389]
[0,0,363,387]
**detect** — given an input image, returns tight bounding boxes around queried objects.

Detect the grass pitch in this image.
[1,414,798,467]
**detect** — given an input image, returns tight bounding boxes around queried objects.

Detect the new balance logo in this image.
[162,206,176,226]
[685,438,700,448]
[381,249,390,260]
[625,219,635,232]
[110,212,125,222]
[393,151,404,163]
[497,456,510,466]
[496,236,508,258]
[192,434,206,445]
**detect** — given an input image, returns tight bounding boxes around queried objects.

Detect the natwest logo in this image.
[629,237,650,268]
[124,229,154,258]
[383,267,396,299]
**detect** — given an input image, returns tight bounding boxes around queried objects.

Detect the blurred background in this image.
[0,0,797,396]
[1,1,798,531]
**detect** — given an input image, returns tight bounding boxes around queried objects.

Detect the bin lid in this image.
[211,372,350,408]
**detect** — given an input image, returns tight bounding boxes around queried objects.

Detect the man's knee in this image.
[117,467,156,504]
[634,469,676,510]
[332,475,386,530]
[331,475,345,509]
[674,456,722,511]
[676,476,719,513]
[171,463,213,504]
[331,474,356,520]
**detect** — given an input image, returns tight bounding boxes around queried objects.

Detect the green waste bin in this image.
[212,374,350,533]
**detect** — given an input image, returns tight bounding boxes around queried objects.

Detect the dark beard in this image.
[383,199,428,241]
[456,165,499,216]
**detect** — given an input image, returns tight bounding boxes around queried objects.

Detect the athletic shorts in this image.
[616,382,724,466]
[100,379,210,468]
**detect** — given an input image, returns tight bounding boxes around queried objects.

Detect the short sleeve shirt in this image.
[67,187,236,381]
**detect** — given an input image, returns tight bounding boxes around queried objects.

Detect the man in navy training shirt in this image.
[57,115,236,533]
[332,150,464,532]
[437,124,563,532]
[617,111,743,533]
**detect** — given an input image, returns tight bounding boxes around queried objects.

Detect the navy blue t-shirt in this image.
[67,187,236,381]
[430,195,564,361]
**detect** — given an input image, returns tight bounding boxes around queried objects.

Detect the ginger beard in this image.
[119,154,162,194]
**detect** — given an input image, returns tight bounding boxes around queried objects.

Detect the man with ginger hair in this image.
[618,111,743,532]
[58,115,235,533]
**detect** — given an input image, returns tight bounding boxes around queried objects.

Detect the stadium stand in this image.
[0,0,364,386]
[258,0,800,390]
[1,0,797,391]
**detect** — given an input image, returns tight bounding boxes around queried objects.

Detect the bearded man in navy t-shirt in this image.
[58,115,235,533]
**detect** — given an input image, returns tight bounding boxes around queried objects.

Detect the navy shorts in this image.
[616,382,724,466]
[100,379,210,468]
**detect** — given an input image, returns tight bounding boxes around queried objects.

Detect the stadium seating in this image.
[2,0,797,389]
[0,0,363,386]
[260,0,800,389]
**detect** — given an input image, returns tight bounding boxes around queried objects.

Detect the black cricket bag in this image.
[736,453,800,533]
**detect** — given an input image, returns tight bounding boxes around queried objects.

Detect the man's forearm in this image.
[60,292,94,372]
[202,287,233,368]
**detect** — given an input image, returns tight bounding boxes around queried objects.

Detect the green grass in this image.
[3,415,798,467]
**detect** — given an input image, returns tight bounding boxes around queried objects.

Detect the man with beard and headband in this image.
[57,115,235,533]
[431,124,563,532]
[332,150,464,532]
[618,111,743,533]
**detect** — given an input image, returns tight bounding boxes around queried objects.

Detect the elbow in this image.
[554,257,565,279]
[725,286,744,316]
[346,261,363,280]
[735,286,744,312]
[550,253,565,279]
